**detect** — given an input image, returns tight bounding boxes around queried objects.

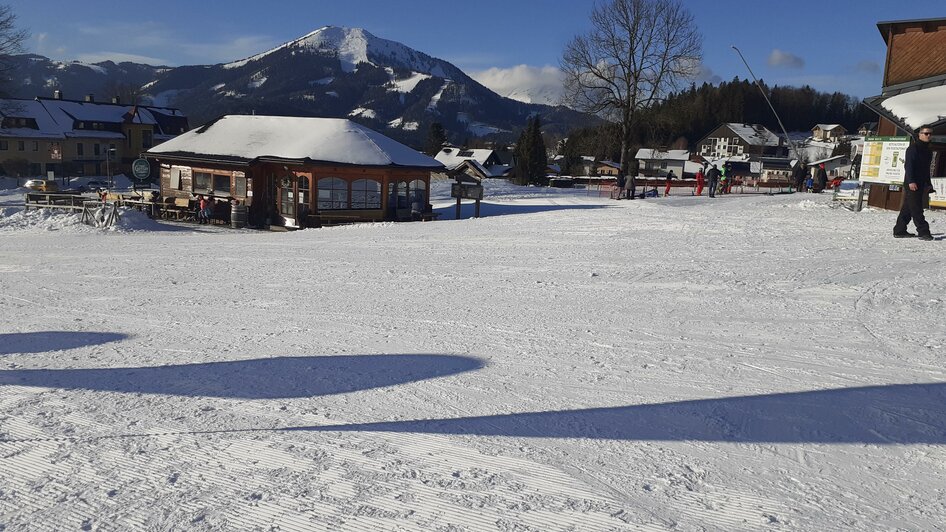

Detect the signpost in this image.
[451,182,484,219]
[131,158,151,193]
[856,136,911,211]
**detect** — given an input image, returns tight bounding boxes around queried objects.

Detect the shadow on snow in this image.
[0,331,128,355]
[0,354,484,399]
[434,202,611,220]
[300,383,946,445]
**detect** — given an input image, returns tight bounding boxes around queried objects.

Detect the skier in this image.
[893,125,935,240]
[815,163,828,193]
[695,165,705,196]
[664,170,675,197]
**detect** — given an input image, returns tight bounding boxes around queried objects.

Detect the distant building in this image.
[811,124,847,142]
[857,122,878,136]
[696,123,786,159]
[0,91,187,178]
[146,115,443,228]
[634,149,689,178]
[594,160,621,176]
[808,154,851,179]
[434,146,511,177]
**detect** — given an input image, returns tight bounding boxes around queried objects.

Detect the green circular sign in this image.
[132,159,151,180]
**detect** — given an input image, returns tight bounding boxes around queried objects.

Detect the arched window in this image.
[408,179,427,211]
[351,178,382,209]
[317,177,348,210]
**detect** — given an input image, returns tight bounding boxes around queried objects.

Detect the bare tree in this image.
[0,5,26,77]
[562,0,701,192]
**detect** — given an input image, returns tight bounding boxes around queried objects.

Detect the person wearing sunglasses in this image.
[893,125,935,241]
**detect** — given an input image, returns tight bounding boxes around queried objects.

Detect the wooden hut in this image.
[145,115,444,228]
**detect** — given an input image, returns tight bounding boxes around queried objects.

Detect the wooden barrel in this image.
[230,204,248,228]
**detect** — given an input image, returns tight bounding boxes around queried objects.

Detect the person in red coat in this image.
[695,166,705,196]
[664,170,676,196]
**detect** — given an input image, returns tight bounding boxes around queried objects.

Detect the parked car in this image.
[77,180,108,193]
[23,179,59,192]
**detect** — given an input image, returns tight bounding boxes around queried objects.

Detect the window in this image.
[142,130,153,149]
[17,141,24,151]
[351,178,382,209]
[77,143,84,156]
[317,177,348,210]
[234,175,247,197]
[0,140,7,150]
[213,174,230,194]
[408,179,426,210]
[194,171,212,191]
[93,144,100,156]
[458,150,474,157]
[170,168,182,190]
[32,141,38,152]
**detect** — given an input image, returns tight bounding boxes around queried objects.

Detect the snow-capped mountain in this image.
[7,27,597,145]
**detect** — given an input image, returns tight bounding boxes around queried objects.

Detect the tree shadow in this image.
[433,202,611,220]
[0,355,484,399]
[300,383,946,445]
[0,331,128,355]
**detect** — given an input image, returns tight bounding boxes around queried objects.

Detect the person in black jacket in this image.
[814,163,828,193]
[792,162,806,192]
[706,164,720,198]
[894,125,935,240]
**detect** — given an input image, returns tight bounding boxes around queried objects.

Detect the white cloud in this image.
[683,60,722,85]
[469,64,564,106]
[767,49,804,69]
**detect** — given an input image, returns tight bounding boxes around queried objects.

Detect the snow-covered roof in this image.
[635,149,690,161]
[148,115,443,168]
[435,147,496,170]
[725,123,781,147]
[0,97,186,140]
[877,84,946,130]
[813,124,845,131]
[597,160,621,169]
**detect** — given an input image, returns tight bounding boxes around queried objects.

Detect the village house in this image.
[696,123,787,159]
[808,154,852,179]
[434,145,511,178]
[0,91,187,179]
[861,16,946,209]
[857,122,878,136]
[594,160,621,176]
[146,115,443,228]
[634,149,689,178]
[811,124,848,142]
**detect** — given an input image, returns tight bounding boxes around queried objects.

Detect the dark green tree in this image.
[513,117,549,186]
[424,122,447,156]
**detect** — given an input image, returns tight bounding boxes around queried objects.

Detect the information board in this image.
[859,136,910,185]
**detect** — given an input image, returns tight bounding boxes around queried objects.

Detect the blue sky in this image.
[8,0,946,99]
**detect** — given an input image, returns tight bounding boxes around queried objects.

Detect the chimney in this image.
[53,90,62,100]
[111,96,121,105]
[85,94,95,103]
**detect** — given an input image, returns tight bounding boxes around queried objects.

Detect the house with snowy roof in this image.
[433,146,511,177]
[811,124,847,143]
[0,91,188,179]
[146,115,444,228]
[635,148,690,178]
[696,123,787,160]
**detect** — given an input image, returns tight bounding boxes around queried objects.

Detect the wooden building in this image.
[811,124,847,142]
[861,17,946,210]
[145,115,444,228]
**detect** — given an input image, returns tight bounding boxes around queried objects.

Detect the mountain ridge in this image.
[6,26,598,146]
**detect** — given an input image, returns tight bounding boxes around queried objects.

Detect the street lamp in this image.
[105,147,117,188]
